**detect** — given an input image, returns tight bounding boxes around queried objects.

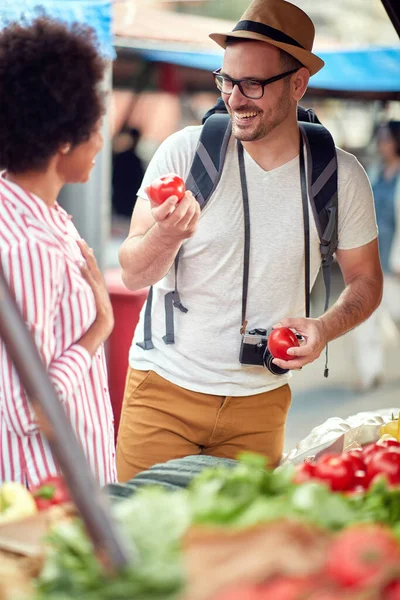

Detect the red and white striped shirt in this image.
[0,175,117,488]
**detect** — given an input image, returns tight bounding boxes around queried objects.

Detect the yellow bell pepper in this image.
[379,413,400,441]
[0,482,37,525]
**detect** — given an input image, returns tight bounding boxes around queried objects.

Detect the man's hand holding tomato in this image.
[145,174,200,243]
[270,317,328,370]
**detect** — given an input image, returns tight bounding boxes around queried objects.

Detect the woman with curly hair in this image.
[0,17,116,487]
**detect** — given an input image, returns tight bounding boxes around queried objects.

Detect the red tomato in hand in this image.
[314,453,355,491]
[325,526,400,588]
[366,448,400,485]
[267,327,299,361]
[146,173,186,205]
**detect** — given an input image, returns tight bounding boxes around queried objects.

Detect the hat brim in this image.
[209,30,324,76]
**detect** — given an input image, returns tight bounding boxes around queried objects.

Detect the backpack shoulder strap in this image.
[137,113,232,351]
[299,121,338,261]
[299,121,338,315]
[300,121,338,378]
[185,113,232,209]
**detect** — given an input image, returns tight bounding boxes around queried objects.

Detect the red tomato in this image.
[32,475,70,511]
[384,580,400,600]
[325,526,400,588]
[377,439,400,450]
[146,173,185,205]
[353,470,368,489]
[314,453,355,492]
[293,461,316,484]
[267,327,299,361]
[361,443,382,464]
[344,450,365,472]
[345,470,368,496]
[366,448,400,485]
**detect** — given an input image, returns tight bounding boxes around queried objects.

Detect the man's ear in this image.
[292,67,310,101]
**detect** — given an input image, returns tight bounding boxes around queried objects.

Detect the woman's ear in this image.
[59,143,71,155]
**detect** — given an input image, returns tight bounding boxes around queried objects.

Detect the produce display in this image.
[294,437,400,492]
[146,173,186,205]
[1,414,400,600]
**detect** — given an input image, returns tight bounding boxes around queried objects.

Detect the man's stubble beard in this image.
[229,86,292,143]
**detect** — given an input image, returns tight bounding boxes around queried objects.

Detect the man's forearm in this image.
[119,224,183,290]
[319,274,383,343]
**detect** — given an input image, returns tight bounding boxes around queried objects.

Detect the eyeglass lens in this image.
[215,75,263,99]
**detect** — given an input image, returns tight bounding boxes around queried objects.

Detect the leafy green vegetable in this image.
[189,452,295,525]
[35,488,190,600]
[348,478,400,527]
[34,453,400,600]
[189,454,356,531]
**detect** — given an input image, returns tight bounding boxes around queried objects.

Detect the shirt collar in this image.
[0,172,72,236]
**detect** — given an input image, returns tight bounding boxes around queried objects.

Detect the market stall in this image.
[1,1,400,599]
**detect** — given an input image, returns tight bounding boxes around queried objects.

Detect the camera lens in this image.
[253,328,267,336]
[263,349,289,375]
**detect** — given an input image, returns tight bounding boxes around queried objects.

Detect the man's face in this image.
[221,41,294,143]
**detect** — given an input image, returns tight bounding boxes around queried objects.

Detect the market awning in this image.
[116,43,400,95]
[0,0,114,58]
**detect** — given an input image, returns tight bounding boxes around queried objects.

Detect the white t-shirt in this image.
[129,126,378,396]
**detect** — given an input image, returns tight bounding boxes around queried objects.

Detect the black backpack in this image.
[138,99,338,376]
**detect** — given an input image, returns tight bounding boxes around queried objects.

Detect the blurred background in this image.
[1,0,400,452]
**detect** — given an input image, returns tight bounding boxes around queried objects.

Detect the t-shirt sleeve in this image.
[137,126,202,201]
[337,152,378,250]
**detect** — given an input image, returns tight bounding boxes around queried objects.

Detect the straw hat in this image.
[209,0,324,76]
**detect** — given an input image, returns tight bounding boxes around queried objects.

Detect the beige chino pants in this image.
[116,367,291,482]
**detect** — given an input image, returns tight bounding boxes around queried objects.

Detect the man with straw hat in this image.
[117,0,382,481]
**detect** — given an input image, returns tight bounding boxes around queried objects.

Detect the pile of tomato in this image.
[215,524,400,600]
[294,438,400,493]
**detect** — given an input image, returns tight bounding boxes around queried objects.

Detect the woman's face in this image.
[58,121,104,183]
[376,126,397,162]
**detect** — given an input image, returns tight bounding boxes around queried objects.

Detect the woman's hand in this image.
[77,239,114,349]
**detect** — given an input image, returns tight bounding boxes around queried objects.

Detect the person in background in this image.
[352,121,400,391]
[112,127,145,218]
[0,17,116,487]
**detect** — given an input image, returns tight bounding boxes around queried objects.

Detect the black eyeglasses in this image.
[212,68,298,99]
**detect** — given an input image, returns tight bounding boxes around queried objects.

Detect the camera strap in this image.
[237,141,250,334]
[299,135,311,319]
[237,137,311,336]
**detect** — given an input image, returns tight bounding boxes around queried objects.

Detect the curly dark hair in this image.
[0,16,107,173]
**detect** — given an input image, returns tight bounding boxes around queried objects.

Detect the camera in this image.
[239,328,289,375]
